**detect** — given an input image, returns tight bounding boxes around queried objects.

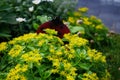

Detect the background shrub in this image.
[0,0,77,42]
[65,7,113,50]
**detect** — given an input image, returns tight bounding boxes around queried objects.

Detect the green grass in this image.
[102,34,120,80]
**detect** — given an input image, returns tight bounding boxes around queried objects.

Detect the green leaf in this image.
[0,12,17,24]
[79,63,91,70]
[71,26,85,33]
[33,23,39,30]
[27,46,35,51]
[76,48,81,53]
[0,72,7,79]
[78,74,83,79]
[0,33,11,38]
[37,16,48,24]
[37,65,48,73]
[96,36,104,41]
[0,5,12,11]
[44,70,51,79]
[29,62,33,69]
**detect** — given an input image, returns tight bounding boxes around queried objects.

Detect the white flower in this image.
[77,19,83,24]
[29,6,34,12]
[32,0,41,5]
[16,17,26,22]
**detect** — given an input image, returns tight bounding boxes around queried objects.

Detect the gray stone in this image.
[77,0,120,33]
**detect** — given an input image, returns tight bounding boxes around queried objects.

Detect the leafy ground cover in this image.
[101,33,120,80]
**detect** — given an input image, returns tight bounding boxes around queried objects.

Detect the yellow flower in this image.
[0,42,7,52]
[70,67,77,76]
[21,65,28,72]
[68,54,74,59]
[47,55,53,61]
[64,62,72,70]
[78,7,88,12]
[74,11,81,17]
[83,17,92,25]
[49,45,55,53]
[49,48,55,53]
[70,36,88,47]
[66,75,75,80]
[57,37,64,45]
[21,49,42,65]
[63,33,71,40]
[64,34,88,48]
[8,45,23,57]
[87,49,106,63]
[56,51,63,56]
[96,25,103,29]
[14,64,28,72]
[51,69,58,74]
[6,64,28,80]
[38,40,45,46]
[101,56,106,63]
[44,28,57,35]
[83,73,99,80]
[94,52,102,60]
[97,19,102,23]
[8,33,37,44]
[52,59,60,68]
[68,17,75,24]
[9,40,16,44]
[21,33,37,41]
[60,71,67,76]
[70,49,75,54]
[20,75,27,80]
[90,15,97,20]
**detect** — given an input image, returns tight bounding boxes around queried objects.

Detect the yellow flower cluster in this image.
[96,24,104,29]
[82,73,99,80]
[78,7,88,12]
[83,17,92,25]
[38,40,45,47]
[90,15,102,23]
[0,42,7,52]
[87,49,106,63]
[9,33,37,44]
[63,61,77,79]
[90,15,97,20]
[6,64,28,80]
[8,45,23,57]
[74,11,81,17]
[43,28,57,35]
[64,34,88,47]
[51,59,77,80]
[47,46,77,80]
[68,17,75,24]
[21,49,42,65]
[89,15,105,30]
[8,29,63,46]
[52,59,60,68]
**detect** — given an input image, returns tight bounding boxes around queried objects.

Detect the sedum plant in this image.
[0,29,110,80]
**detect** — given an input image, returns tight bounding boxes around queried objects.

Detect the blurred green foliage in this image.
[0,0,77,42]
